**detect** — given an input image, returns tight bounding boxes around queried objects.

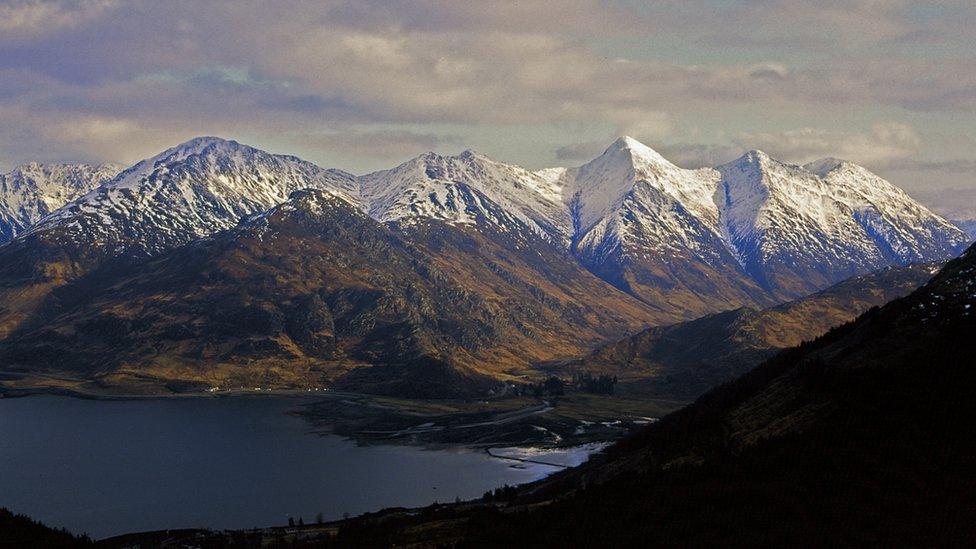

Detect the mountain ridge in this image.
[8,136,965,304]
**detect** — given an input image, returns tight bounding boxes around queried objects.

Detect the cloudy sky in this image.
[1,1,974,218]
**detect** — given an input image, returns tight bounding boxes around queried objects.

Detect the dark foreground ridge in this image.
[0,507,92,547]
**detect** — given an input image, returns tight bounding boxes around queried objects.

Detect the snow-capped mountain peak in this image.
[27,136,359,256]
[715,151,969,296]
[566,136,719,236]
[0,161,123,243]
[604,135,674,166]
[359,149,572,242]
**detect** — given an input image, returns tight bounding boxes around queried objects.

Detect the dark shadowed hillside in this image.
[567,262,937,399]
[0,507,92,548]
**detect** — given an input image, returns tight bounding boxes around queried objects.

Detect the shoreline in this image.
[0,378,359,402]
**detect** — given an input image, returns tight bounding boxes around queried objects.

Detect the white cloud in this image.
[736,123,922,165]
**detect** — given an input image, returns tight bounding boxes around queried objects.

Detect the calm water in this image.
[0,395,591,539]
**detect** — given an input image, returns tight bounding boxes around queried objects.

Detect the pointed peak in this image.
[599,136,671,166]
[137,136,271,170]
[165,136,276,160]
[722,149,780,172]
[458,148,488,161]
[609,135,645,149]
[743,149,770,162]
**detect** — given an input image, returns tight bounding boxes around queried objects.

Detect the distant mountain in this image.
[0,190,655,396]
[359,138,965,313]
[570,262,938,399]
[4,136,964,323]
[0,138,358,339]
[359,150,572,245]
[354,137,966,316]
[25,137,358,258]
[0,162,122,244]
[717,152,967,299]
[334,242,976,545]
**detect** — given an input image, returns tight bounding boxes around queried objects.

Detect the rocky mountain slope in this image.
[0,162,122,244]
[570,262,938,399]
[0,190,655,396]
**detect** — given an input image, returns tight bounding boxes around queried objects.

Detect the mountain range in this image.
[0,136,969,395]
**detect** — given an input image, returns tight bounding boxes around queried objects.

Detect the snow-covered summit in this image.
[534,138,718,249]
[715,150,969,296]
[28,137,358,256]
[359,149,571,242]
[606,135,673,165]
[0,161,122,244]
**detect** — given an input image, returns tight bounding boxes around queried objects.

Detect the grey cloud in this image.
[555,141,610,162]
[734,123,922,165]
[656,143,746,169]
